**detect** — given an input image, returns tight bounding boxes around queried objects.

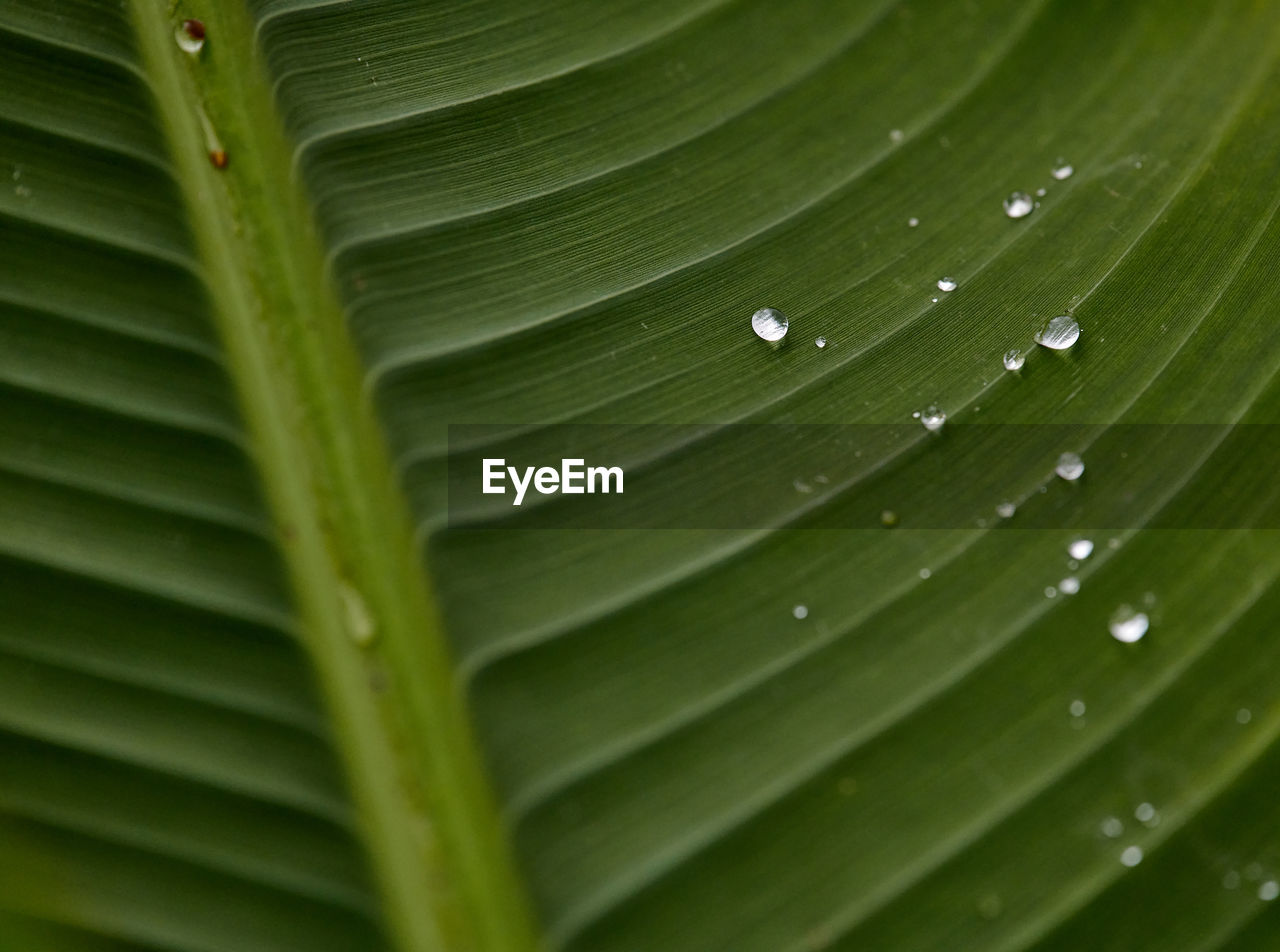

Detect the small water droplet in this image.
[1003,349,1025,371]
[815,336,827,349]
[1044,586,1058,599]
[918,567,932,580]
[1035,187,1047,197]
[1237,708,1252,724]
[1051,160,1074,180]
[880,509,899,527]
[1224,870,1241,889]
[176,19,206,54]
[996,501,1017,519]
[751,307,789,342]
[1068,538,1094,560]
[907,216,920,227]
[1069,698,1086,717]
[1109,606,1149,643]
[793,478,812,494]
[931,296,939,303]
[1101,816,1124,838]
[1035,314,1081,350]
[1134,802,1159,826]
[793,604,809,620]
[889,129,905,144]
[937,277,957,292]
[1055,452,1085,481]
[1120,845,1144,867]
[1260,880,1279,902]
[1059,576,1081,595]
[338,583,376,647]
[920,405,946,432]
[1003,191,1034,218]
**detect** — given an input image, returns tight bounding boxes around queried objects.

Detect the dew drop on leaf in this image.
[1055,452,1085,481]
[815,336,826,349]
[1261,881,1279,902]
[996,501,1016,519]
[1051,160,1074,180]
[907,216,919,227]
[1003,348,1025,371]
[1059,576,1081,595]
[1069,698,1086,717]
[1036,314,1081,350]
[792,604,808,620]
[1110,606,1149,643]
[751,307,788,342]
[1120,845,1144,867]
[920,405,946,432]
[937,276,957,292]
[176,19,205,54]
[1068,538,1094,560]
[1101,816,1124,838]
[1003,191,1034,218]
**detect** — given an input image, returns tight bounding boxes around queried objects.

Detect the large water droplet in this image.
[920,405,946,432]
[1059,576,1081,595]
[1120,845,1144,867]
[1068,538,1095,560]
[1055,452,1085,481]
[1051,160,1074,180]
[1003,191,1034,219]
[815,336,827,349]
[1002,349,1025,371]
[175,19,206,54]
[1110,606,1149,643]
[1035,314,1081,350]
[751,307,789,342]
[937,277,957,292]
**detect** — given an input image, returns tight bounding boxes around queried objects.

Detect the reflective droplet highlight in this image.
[1036,314,1081,350]
[937,277,957,292]
[176,19,206,54]
[1120,845,1144,867]
[1059,576,1081,595]
[1068,538,1094,560]
[1003,349,1025,371]
[815,336,827,349]
[1261,881,1279,902]
[1003,191,1034,219]
[1055,452,1085,481]
[1110,606,1149,643]
[908,216,919,227]
[996,501,1016,519]
[920,405,946,432]
[751,307,789,342]
[792,604,809,620]
[1051,160,1074,180]
[1069,699,1086,717]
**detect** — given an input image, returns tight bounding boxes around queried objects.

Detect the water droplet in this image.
[1101,816,1124,838]
[1134,802,1158,826]
[937,277,957,292]
[1069,699,1086,717]
[338,583,376,647]
[1068,538,1095,560]
[1059,576,1081,595]
[1109,606,1149,643]
[751,307,789,342]
[1035,187,1047,197]
[1223,870,1241,889]
[1051,160,1074,180]
[176,19,206,54]
[1035,314,1081,350]
[1055,452,1085,481]
[1120,845,1144,867]
[1003,191,1035,219]
[1044,586,1058,599]
[880,509,899,527]
[908,216,920,227]
[815,336,827,349]
[1003,349,1025,371]
[793,604,809,620]
[920,405,946,432]
[889,129,905,144]
[918,568,932,580]
[1237,708,1252,724]
[996,501,1017,519]
[1260,880,1279,902]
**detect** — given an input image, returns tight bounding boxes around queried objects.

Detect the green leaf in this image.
[2,0,1280,951]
